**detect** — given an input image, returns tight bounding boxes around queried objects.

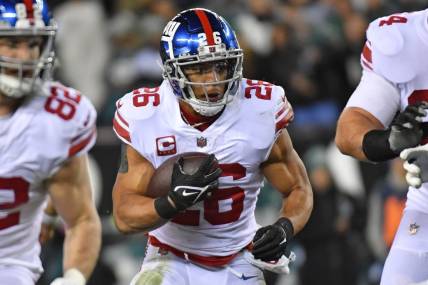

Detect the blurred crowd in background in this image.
[36,0,427,284]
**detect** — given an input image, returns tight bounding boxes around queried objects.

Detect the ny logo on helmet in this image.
[162,21,180,38]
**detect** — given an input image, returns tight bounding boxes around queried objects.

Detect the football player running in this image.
[112,8,313,285]
[0,1,101,285]
[336,8,428,285]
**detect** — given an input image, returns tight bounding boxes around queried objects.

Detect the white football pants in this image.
[0,264,39,285]
[130,243,265,285]
[381,209,428,285]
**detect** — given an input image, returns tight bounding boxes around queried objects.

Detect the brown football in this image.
[146,152,213,198]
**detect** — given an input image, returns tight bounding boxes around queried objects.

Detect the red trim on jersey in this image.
[276,111,293,133]
[68,128,96,157]
[179,103,222,132]
[23,0,34,19]
[275,105,286,119]
[116,100,123,109]
[361,59,373,70]
[71,118,93,144]
[71,130,87,144]
[408,90,428,105]
[113,117,131,143]
[362,42,372,63]
[148,236,252,267]
[116,111,129,127]
[195,9,215,45]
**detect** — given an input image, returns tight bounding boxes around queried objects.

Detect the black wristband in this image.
[154,196,178,220]
[362,129,398,162]
[275,217,294,240]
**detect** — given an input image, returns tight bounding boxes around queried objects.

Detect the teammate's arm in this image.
[47,154,101,282]
[112,144,161,234]
[336,101,427,163]
[335,107,384,161]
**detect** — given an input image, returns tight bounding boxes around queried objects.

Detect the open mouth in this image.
[2,68,34,78]
[207,93,222,102]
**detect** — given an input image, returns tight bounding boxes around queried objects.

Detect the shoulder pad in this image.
[367,16,405,56]
[39,81,97,157]
[364,13,420,83]
[241,79,293,135]
[113,86,161,144]
[272,85,293,136]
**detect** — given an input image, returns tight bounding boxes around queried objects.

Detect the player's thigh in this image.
[130,245,187,285]
[0,265,39,285]
[381,247,428,285]
[381,209,428,285]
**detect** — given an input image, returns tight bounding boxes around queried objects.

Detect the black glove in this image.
[388,102,428,153]
[169,154,221,211]
[252,217,294,262]
[154,154,221,219]
[363,102,428,162]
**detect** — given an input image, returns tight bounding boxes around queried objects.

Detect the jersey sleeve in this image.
[112,88,158,146]
[113,96,132,145]
[346,70,400,127]
[40,82,97,177]
[360,13,416,83]
[67,92,97,158]
[273,85,294,137]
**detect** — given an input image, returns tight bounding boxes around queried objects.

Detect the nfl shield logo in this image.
[196,136,207,148]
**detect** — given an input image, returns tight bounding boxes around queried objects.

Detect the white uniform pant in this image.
[381,209,428,285]
[130,243,265,285]
[0,264,40,285]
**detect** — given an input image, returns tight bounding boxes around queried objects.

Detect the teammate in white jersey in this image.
[112,8,313,285]
[0,1,101,285]
[336,9,428,285]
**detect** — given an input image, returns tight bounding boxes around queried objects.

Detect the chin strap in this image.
[188,101,224,117]
[0,74,33,98]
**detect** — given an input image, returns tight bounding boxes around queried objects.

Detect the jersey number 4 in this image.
[379,15,407,27]
[0,177,29,230]
[172,163,246,226]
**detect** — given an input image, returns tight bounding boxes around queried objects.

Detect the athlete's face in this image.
[0,36,42,77]
[182,60,228,102]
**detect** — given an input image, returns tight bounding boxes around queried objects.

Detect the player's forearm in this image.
[113,192,164,234]
[280,186,313,234]
[335,121,369,161]
[63,210,101,279]
[336,108,384,161]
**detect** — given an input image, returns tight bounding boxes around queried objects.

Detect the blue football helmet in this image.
[160,8,243,116]
[0,0,56,98]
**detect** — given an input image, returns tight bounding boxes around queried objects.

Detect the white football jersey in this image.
[0,81,97,273]
[347,9,428,213]
[113,78,293,257]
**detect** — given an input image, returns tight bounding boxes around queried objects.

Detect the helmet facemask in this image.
[163,44,243,116]
[0,12,56,99]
